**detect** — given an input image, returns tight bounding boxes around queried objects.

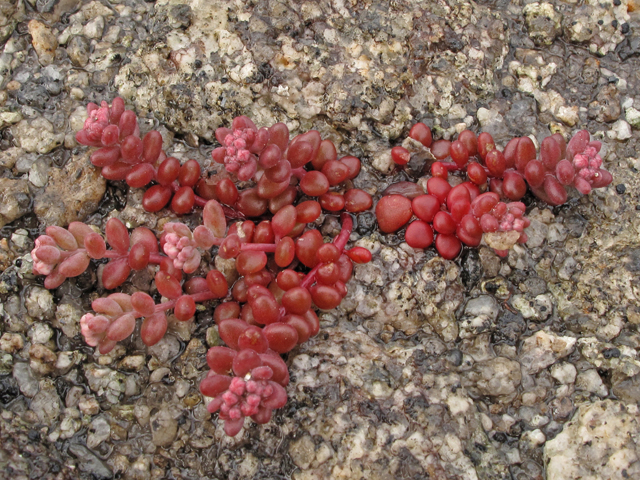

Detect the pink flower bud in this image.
[578,168,590,179]
[513,219,525,232]
[228,406,242,420]
[573,154,588,169]
[583,146,597,157]
[222,391,239,406]
[246,394,261,407]
[240,402,259,416]
[165,233,179,245]
[164,245,179,259]
[262,384,273,398]
[229,377,246,396]
[246,380,259,393]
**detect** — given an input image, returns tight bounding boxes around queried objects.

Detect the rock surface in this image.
[545,400,640,480]
[0,0,639,479]
[33,151,106,226]
[0,180,29,229]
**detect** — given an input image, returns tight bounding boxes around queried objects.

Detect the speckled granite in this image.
[1,0,640,479]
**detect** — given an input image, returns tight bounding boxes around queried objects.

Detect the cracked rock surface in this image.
[1,0,640,479]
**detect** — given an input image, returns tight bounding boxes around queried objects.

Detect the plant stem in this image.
[301,213,352,289]
[154,290,219,313]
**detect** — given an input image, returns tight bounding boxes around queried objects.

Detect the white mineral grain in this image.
[30,380,61,423]
[625,106,640,129]
[83,16,104,40]
[575,369,608,397]
[87,415,111,449]
[78,395,100,416]
[53,407,82,441]
[545,401,640,479]
[608,119,632,140]
[12,117,64,154]
[520,330,576,374]
[28,322,53,344]
[550,362,577,384]
[84,364,126,404]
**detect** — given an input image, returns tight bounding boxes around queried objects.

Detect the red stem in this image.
[103,250,165,265]
[194,195,208,208]
[441,162,463,171]
[240,243,277,252]
[154,290,219,313]
[333,213,353,251]
[301,213,352,289]
[222,205,245,219]
[300,265,320,290]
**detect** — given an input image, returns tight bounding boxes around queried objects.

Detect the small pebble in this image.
[70,87,85,100]
[27,20,58,66]
[616,184,626,194]
[493,432,507,443]
[78,395,100,416]
[602,347,621,359]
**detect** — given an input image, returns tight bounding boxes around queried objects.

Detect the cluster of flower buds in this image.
[523,130,612,204]
[201,347,289,436]
[77,98,161,183]
[381,123,612,257]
